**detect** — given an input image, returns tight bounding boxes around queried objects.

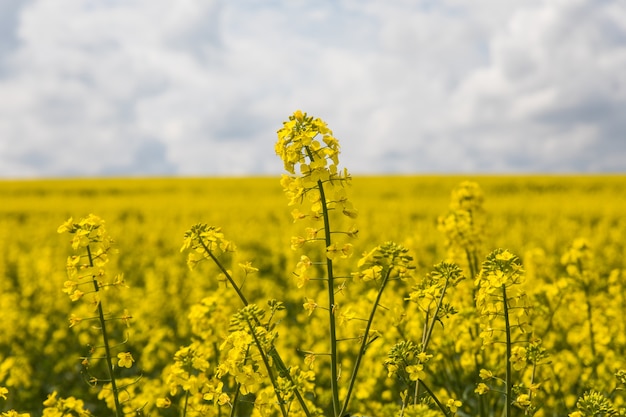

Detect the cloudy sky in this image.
[0,0,625,177]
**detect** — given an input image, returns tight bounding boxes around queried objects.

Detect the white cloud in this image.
[0,0,624,177]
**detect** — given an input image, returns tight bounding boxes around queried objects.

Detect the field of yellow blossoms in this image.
[1,112,625,417]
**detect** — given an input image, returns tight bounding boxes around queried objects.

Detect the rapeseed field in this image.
[1,111,625,417]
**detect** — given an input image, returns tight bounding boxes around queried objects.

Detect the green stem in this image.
[87,245,123,417]
[317,178,341,416]
[465,248,477,280]
[419,378,452,417]
[339,268,393,417]
[229,382,241,417]
[200,240,250,306]
[245,316,289,417]
[182,390,190,417]
[527,362,537,416]
[502,284,512,417]
[269,348,312,417]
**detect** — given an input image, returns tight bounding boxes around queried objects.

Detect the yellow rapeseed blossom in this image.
[326,243,353,260]
[238,261,259,274]
[68,314,82,328]
[475,383,490,395]
[479,369,494,380]
[42,391,57,407]
[446,398,462,413]
[514,393,532,408]
[510,346,527,371]
[406,364,425,381]
[302,297,318,316]
[2,411,30,417]
[155,397,171,408]
[117,352,134,368]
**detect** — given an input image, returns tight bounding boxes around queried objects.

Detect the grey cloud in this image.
[0,0,625,178]
[16,150,52,170]
[0,0,34,72]
[165,1,224,63]
[100,139,177,176]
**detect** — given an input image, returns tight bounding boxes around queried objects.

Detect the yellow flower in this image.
[217,393,230,405]
[296,255,313,270]
[120,309,132,327]
[446,398,462,413]
[406,364,425,381]
[156,397,171,408]
[291,236,306,250]
[57,217,75,233]
[475,383,490,395]
[238,261,259,274]
[2,411,31,417]
[294,255,313,288]
[337,306,356,326]
[515,394,531,408]
[304,354,316,370]
[341,243,354,258]
[42,391,57,407]
[495,250,514,261]
[342,206,359,219]
[488,270,508,287]
[305,227,319,240]
[117,352,134,368]
[479,368,494,380]
[327,242,354,260]
[68,314,82,328]
[361,265,383,282]
[303,298,318,316]
[69,290,84,302]
[71,231,90,250]
[202,379,225,402]
[291,208,308,221]
[0,387,7,400]
[326,243,339,259]
[510,346,527,371]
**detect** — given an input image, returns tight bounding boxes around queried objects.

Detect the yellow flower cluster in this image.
[353,241,415,283]
[57,214,113,302]
[181,224,236,270]
[385,340,430,384]
[475,250,524,306]
[276,111,357,265]
[406,261,463,316]
[56,214,141,417]
[156,287,236,414]
[275,110,340,177]
[42,391,93,417]
[162,344,229,408]
[437,181,485,277]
